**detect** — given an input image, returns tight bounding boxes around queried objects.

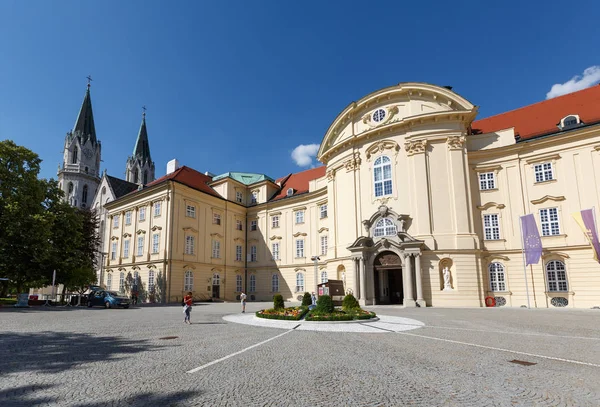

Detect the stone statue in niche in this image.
[398,218,406,232]
[443,267,453,291]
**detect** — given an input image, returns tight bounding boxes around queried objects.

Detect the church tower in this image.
[57,80,102,208]
[125,110,155,185]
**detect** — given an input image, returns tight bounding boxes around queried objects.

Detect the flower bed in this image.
[305,308,377,321]
[255,306,309,321]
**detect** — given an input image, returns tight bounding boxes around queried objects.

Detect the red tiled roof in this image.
[471,84,600,141]
[271,166,327,201]
[145,166,221,198]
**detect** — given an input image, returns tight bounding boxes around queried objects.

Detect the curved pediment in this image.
[318,83,477,164]
[477,202,506,210]
[530,195,565,205]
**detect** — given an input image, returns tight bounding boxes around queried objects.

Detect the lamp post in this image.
[311,256,320,297]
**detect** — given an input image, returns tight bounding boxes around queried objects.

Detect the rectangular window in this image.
[212,240,220,258]
[236,191,243,203]
[111,242,117,260]
[154,202,161,217]
[272,242,280,260]
[320,235,328,255]
[152,234,159,254]
[148,270,155,292]
[113,215,119,228]
[186,205,196,218]
[119,272,125,292]
[295,211,304,224]
[250,220,257,231]
[296,239,304,258]
[236,245,242,261]
[249,275,256,292]
[483,214,500,240]
[250,245,257,262]
[540,208,560,236]
[107,274,112,291]
[125,211,132,225]
[236,220,243,231]
[320,204,328,219]
[479,172,496,190]
[251,191,258,204]
[139,207,146,222]
[272,274,279,292]
[137,236,144,256]
[185,235,195,255]
[236,275,243,292]
[272,215,279,228]
[213,213,221,225]
[534,163,554,183]
[123,239,130,258]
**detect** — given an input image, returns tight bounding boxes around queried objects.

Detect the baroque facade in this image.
[101,82,600,308]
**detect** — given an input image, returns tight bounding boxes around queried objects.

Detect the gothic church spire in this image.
[125,108,155,185]
[72,80,97,144]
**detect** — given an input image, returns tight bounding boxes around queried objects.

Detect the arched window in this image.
[546,260,568,291]
[143,170,148,185]
[249,274,256,293]
[373,218,397,237]
[82,185,88,204]
[68,182,74,195]
[296,273,304,292]
[236,275,243,292]
[212,273,220,286]
[184,270,193,292]
[106,273,112,291]
[373,156,393,197]
[72,146,78,164]
[488,263,506,291]
[272,274,279,292]
[321,271,328,284]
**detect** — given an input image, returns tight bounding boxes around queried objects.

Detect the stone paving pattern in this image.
[1,303,600,406]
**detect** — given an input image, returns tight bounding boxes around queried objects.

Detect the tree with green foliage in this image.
[342,293,360,311]
[301,292,312,306]
[316,294,334,313]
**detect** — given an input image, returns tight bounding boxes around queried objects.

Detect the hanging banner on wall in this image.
[572,209,600,263]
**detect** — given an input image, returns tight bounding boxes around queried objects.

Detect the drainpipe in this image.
[167,182,175,303]
[244,210,248,293]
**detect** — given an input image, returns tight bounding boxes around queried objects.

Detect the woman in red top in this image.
[183,292,193,324]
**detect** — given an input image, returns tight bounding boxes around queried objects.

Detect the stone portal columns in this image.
[415,253,425,307]
[403,253,416,307]
[359,257,366,304]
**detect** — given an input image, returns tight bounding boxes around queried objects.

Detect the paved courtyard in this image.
[1,303,600,407]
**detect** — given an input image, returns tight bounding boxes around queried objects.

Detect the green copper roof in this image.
[132,114,152,162]
[72,85,97,144]
[212,172,274,185]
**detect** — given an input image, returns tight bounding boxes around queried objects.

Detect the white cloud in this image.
[291,144,320,167]
[546,66,600,99]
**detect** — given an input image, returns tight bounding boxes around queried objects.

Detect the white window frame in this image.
[125,211,132,225]
[295,211,304,224]
[295,272,304,292]
[483,214,501,240]
[139,207,146,222]
[272,215,279,228]
[184,270,194,292]
[250,245,257,262]
[271,274,279,292]
[489,262,506,291]
[148,270,155,292]
[152,233,159,254]
[320,235,328,255]
[119,272,125,292]
[236,275,243,292]
[250,220,257,231]
[540,208,560,236]
[185,235,195,255]
[249,274,256,293]
[107,273,112,291]
[321,271,328,284]
[479,172,496,190]
[320,204,328,219]
[123,239,130,258]
[296,239,304,258]
[186,205,196,218]
[137,236,144,257]
[213,213,221,225]
[373,155,393,197]
[272,242,280,260]
[236,191,243,203]
[113,215,119,228]
[251,191,258,204]
[373,218,397,237]
[235,245,242,262]
[236,220,243,231]
[534,162,554,183]
[212,240,221,258]
[153,202,161,217]
[546,260,568,292]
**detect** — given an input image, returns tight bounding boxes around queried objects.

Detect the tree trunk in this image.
[0,281,8,298]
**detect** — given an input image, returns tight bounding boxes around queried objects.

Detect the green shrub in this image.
[316,294,334,313]
[273,294,285,310]
[342,293,360,311]
[255,306,309,321]
[305,311,353,321]
[301,292,312,306]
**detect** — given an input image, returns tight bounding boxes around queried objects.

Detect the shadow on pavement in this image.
[0,384,57,406]
[0,331,165,376]
[73,390,202,407]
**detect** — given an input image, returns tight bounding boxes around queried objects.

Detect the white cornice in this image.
[525,153,561,164]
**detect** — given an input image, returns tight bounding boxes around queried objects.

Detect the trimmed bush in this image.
[301,292,312,306]
[273,294,285,310]
[316,294,334,313]
[342,293,360,311]
[305,311,353,321]
[255,306,308,321]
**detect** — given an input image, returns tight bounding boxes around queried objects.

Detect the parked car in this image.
[87,290,130,309]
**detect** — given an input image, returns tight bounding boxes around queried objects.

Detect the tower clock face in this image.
[83,148,93,159]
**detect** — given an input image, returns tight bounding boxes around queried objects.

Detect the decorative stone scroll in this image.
[446,135,466,150]
[365,140,400,160]
[404,140,427,156]
[344,152,362,172]
[326,168,336,182]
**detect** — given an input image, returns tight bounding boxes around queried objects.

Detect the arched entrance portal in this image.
[373,251,403,305]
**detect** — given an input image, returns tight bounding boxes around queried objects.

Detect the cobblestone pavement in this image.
[1,303,600,406]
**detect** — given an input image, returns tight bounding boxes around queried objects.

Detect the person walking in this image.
[183,291,193,324]
[240,292,247,313]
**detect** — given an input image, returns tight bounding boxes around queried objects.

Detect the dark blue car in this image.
[87,290,130,309]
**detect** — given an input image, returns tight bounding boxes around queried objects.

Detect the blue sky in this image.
[1,0,599,181]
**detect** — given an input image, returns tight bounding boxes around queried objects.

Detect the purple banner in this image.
[521,214,542,266]
[581,209,600,263]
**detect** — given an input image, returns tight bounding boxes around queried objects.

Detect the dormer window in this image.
[286,188,294,197]
[558,114,582,130]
